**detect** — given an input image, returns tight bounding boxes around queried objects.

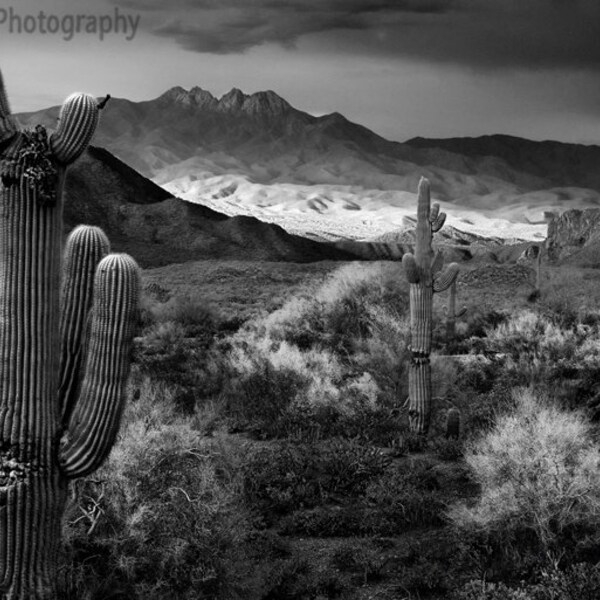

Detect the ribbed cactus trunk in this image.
[0,150,67,599]
[445,279,466,344]
[446,280,457,341]
[402,178,459,434]
[535,245,542,294]
[0,70,140,599]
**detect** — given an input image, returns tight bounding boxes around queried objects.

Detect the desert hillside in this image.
[64,146,357,267]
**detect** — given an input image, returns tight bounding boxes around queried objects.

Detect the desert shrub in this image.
[450,389,600,576]
[259,262,409,357]
[134,313,229,409]
[431,437,465,461]
[352,305,409,403]
[391,530,477,597]
[150,294,221,334]
[453,355,498,395]
[330,542,386,584]
[220,262,413,441]
[471,310,600,415]
[484,311,578,361]
[454,580,534,600]
[531,562,600,599]
[539,293,581,330]
[61,380,279,600]
[465,379,515,434]
[261,556,350,600]
[279,392,405,446]
[224,339,347,436]
[436,308,509,354]
[223,334,401,440]
[362,462,445,533]
[134,321,189,382]
[279,506,365,537]
[243,439,390,517]
[480,311,600,415]
[281,460,446,537]
[455,563,600,600]
[225,359,308,436]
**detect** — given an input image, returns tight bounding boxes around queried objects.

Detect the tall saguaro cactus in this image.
[402,178,459,434]
[0,70,140,598]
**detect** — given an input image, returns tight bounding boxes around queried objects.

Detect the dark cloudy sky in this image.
[2,0,600,144]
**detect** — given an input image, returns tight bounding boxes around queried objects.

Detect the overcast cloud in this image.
[110,0,600,69]
[2,0,599,144]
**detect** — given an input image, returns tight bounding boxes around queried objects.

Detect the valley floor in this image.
[62,257,600,599]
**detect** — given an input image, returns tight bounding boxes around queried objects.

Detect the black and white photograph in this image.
[1,1,600,598]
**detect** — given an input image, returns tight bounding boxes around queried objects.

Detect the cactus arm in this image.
[402,252,420,284]
[429,202,440,223]
[58,226,110,426]
[50,93,99,164]
[431,212,446,233]
[415,177,434,270]
[59,254,140,479]
[433,263,460,293]
[0,70,17,145]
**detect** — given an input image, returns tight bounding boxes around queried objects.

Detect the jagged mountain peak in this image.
[189,86,217,108]
[158,86,189,102]
[157,85,217,109]
[156,85,293,118]
[241,90,292,117]
[217,87,247,111]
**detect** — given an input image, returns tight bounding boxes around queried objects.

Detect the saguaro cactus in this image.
[534,244,543,295]
[402,178,459,434]
[444,279,467,343]
[0,70,140,598]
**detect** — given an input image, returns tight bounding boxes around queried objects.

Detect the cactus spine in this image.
[402,178,459,434]
[0,70,140,598]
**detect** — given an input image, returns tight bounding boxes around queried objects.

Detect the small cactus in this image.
[402,178,459,434]
[445,407,461,440]
[0,69,139,598]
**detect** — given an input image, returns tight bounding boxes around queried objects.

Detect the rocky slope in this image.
[546,209,600,266]
[64,147,357,267]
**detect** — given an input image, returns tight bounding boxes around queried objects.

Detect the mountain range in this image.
[16,85,600,263]
[62,146,356,267]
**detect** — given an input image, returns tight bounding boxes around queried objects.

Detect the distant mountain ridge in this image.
[157,86,294,118]
[407,134,600,193]
[17,85,600,247]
